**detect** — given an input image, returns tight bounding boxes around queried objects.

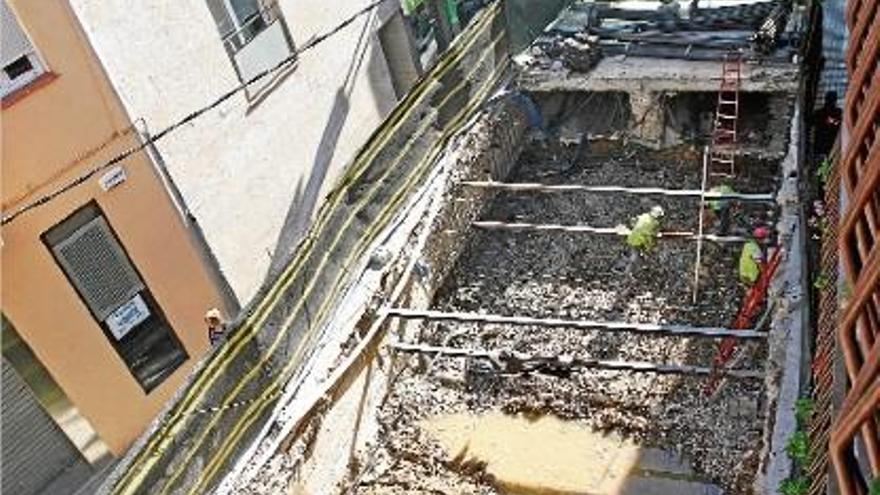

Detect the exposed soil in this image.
[351,141,781,495]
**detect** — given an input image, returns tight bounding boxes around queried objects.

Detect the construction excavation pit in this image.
[234,86,804,495]
[97,5,814,494]
[348,132,789,494]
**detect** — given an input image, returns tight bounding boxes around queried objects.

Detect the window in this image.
[0,0,46,98]
[206,0,294,93]
[43,204,188,393]
[4,54,34,79]
[206,0,266,52]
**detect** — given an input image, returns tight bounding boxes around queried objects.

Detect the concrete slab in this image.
[517,56,799,93]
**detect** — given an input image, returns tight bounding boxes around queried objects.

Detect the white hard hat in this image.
[204,308,222,323]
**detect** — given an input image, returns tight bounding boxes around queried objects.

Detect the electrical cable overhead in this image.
[1,0,390,226]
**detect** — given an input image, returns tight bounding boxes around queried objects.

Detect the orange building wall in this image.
[1,0,226,455]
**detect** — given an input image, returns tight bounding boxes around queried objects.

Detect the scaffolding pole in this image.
[459,181,775,202]
[385,308,767,339]
[471,221,749,243]
[693,147,709,304]
[389,342,764,379]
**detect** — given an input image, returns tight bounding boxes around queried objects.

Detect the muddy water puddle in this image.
[423,412,662,494]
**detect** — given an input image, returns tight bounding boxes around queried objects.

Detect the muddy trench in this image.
[353,138,782,495]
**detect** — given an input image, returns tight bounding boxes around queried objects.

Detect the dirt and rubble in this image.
[348,141,781,495]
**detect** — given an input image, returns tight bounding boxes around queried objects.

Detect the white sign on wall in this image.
[99,166,127,191]
[105,293,150,340]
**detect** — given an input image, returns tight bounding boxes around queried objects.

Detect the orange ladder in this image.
[709,53,742,177]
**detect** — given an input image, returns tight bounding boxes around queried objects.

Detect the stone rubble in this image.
[351,141,780,495]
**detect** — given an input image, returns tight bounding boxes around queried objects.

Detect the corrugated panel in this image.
[1,358,90,495]
[51,217,144,321]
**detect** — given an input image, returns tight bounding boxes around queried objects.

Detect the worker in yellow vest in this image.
[739,227,770,285]
[615,206,664,279]
[708,184,735,235]
[625,205,665,252]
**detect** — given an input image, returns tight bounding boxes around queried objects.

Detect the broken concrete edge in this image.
[214,97,527,493]
[754,91,808,494]
[516,57,801,94]
[517,57,798,154]
[214,130,454,495]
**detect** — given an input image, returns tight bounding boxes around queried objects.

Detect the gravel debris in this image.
[352,141,780,495]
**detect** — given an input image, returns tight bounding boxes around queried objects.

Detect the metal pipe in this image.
[389,341,764,379]
[459,180,776,202]
[385,308,767,339]
[693,147,709,304]
[471,220,750,243]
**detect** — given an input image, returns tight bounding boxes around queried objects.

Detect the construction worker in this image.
[813,91,842,158]
[739,227,770,285]
[624,205,665,253]
[205,308,227,346]
[707,184,736,235]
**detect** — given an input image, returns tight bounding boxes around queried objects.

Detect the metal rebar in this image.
[385,308,766,339]
[389,342,763,379]
[471,220,749,243]
[459,180,775,202]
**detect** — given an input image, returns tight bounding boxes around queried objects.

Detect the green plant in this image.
[869,476,880,495]
[816,158,833,184]
[814,273,830,290]
[786,430,810,463]
[780,477,809,495]
[795,397,814,425]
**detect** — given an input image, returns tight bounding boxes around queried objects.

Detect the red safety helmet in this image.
[753,226,771,240]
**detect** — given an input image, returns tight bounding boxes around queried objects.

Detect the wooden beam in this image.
[385,308,766,339]
[693,147,709,304]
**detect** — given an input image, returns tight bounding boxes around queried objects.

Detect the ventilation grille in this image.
[52,217,144,321]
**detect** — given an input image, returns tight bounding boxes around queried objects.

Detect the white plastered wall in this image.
[69,0,402,304]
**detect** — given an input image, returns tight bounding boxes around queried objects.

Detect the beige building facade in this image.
[1,0,230,492]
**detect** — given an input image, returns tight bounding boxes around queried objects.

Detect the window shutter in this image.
[0,0,34,67]
[1,358,92,495]
[51,217,144,321]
